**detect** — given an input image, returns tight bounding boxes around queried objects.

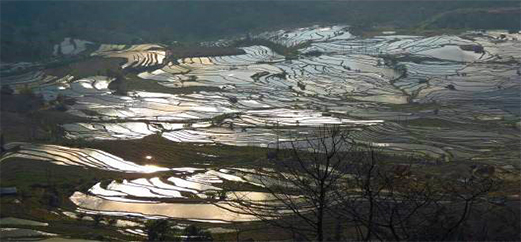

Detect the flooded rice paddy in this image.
[1,26,520,222]
[51,27,519,163]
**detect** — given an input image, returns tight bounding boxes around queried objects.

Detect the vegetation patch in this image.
[124,74,223,95]
[44,57,126,80]
[169,45,245,60]
[85,134,269,168]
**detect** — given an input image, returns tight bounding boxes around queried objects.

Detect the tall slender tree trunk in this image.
[317,181,326,241]
[317,207,324,241]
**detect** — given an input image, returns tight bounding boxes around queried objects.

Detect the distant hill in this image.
[1,1,519,61]
[421,7,520,30]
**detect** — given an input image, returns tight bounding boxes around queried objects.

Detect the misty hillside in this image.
[1,1,519,61]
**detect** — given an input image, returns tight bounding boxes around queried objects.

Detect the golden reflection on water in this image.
[71,192,257,222]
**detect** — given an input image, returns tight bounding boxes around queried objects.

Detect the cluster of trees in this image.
[106,68,128,96]
[49,93,76,112]
[224,126,518,241]
[379,55,408,78]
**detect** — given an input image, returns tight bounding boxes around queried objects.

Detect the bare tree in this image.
[225,125,359,241]
[225,125,508,241]
[333,151,503,241]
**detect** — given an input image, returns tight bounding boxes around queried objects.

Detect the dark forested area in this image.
[1,1,519,61]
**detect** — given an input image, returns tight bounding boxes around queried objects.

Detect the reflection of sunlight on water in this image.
[3,143,172,173]
[79,82,94,89]
[372,143,390,147]
[141,164,163,173]
[71,192,258,222]
[0,228,57,237]
[228,191,278,201]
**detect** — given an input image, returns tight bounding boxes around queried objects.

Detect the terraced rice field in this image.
[0,70,72,89]
[5,27,519,162]
[1,26,520,223]
[44,27,518,163]
[1,142,281,222]
[92,44,166,69]
[256,25,353,47]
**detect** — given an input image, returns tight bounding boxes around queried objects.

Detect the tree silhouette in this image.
[226,125,508,241]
